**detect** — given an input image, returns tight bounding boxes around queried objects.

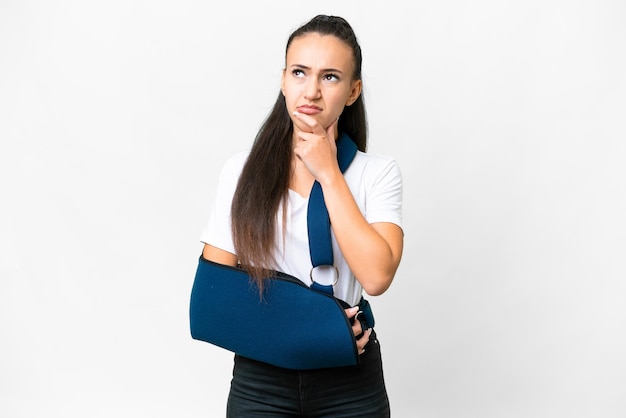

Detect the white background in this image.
[1,1,625,417]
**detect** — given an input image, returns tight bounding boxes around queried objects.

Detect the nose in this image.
[304,78,321,100]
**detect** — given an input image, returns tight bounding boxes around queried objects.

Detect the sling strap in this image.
[306,134,374,329]
[307,133,357,295]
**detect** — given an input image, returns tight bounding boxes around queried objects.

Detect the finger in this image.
[344,306,363,337]
[358,329,372,355]
[352,310,366,337]
[344,306,359,319]
[352,318,363,337]
[295,131,320,143]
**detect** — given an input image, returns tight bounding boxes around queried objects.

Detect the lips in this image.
[297,105,322,115]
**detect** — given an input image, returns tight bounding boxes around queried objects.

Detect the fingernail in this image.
[349,306,359,315]
[293,111,301,116]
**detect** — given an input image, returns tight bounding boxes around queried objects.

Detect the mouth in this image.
[296,105,322,115]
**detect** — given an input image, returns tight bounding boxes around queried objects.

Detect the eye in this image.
[323,73,340,82]
[292,69,305,78]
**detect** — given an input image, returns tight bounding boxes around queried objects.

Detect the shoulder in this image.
[211,150,250,198]
[352,151,399,167]
[223,150,249,172]
[218,150,249,180]
[347,151,402,182]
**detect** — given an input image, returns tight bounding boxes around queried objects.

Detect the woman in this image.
[200,14,403,417]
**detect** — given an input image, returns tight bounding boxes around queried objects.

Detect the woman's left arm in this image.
[320,176,403,296]
[293,113,403,296]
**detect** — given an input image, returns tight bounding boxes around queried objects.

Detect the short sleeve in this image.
[199,152,248,254]
[364,158,403,229]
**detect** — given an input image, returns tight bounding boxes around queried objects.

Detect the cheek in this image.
[284,96,297,114]
[328,94,349,116]
[283,86,299,109]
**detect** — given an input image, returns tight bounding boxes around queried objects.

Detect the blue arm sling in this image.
[189,133,374,370]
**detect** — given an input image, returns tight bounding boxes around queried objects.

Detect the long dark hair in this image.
[230,15,367,289]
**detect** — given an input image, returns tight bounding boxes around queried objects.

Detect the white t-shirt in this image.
[200,150,403,306]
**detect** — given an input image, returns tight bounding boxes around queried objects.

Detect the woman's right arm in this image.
[202,244,238,267]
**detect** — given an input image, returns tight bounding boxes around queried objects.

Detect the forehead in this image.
[286,33,354,71]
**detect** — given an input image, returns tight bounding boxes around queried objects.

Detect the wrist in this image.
[318,166,343,188]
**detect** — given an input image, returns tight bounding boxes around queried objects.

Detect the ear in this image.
[345,79,362,106]
[281,68,286,96]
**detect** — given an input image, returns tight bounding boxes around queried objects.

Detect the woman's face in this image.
[282,33,362,137]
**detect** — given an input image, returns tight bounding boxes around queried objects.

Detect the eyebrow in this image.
[290,64,344,74]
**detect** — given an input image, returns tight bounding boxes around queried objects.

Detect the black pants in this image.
[226,330,390,417]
